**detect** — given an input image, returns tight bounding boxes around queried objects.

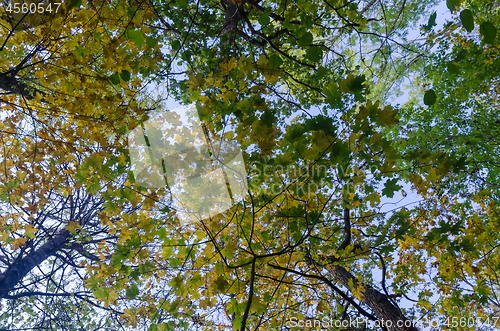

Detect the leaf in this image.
[298,32,313,47]
[377,105,399,127]
[128,29,145,47]
[446,61,460,74]
[213,276,229,293]
[171,40,181,50]
[126,284,139,299]
[453,156,467,172]
[258,14,270,26]
[423,89,436,105]
[268,54,283,69]
[323,82,341,106]
[24,225,38,239]
[480,21,497,44]
[446,0,460,12]
[382,179,400,198]
[94,288,108,300]
[110,73,121,85]
[423,12,437,31]
[305,46,323,62]
[66,221,81,234]
[120,70,131,82]
[11,237,27,250]
[146,37,157,48]
[127,6,137,18]
[220,57,237,74]
[340,73,365,93]
[455,49,467,62]
[426,167,440,183]
[459,9,474,32]
[71,0,82,7]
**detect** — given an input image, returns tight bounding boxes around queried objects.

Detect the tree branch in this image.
[0,229,71,298]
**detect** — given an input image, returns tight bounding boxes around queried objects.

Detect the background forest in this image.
[0,0,499,330]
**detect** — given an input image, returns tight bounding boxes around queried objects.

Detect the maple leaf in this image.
[377,105,399,127]
[382,179,401,198]
[24,224,38,239]
[66,221,81,234]
[11,237,27,250]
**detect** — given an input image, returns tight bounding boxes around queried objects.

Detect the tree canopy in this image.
[0,0,499,330]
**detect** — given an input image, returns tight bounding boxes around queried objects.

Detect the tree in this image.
[388,0,500,325]
[0,0,499,330]
[0,0,168,328]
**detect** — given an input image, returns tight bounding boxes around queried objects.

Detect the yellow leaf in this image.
[137,215,154,231]
[220,57,237,75]
[105,290,119,307]
[426,167,440,184]
[66,221,81,234]
[257,54,269,69]
[366,192,380,207]
[186,73,205,92]
[118,153,127,165]
[24,224,38,239]
[12,237,27,250]
[205,73,223,88]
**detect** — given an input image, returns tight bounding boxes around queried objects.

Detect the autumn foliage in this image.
[0,0,499,330]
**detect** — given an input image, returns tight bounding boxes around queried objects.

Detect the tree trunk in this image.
[332,265,418,331]
[0,230,71,298]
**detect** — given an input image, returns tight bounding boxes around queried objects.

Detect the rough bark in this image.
[0,229,71,298]
[332,265,418,331]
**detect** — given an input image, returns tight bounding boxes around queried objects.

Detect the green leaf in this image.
[460,238,475,252]
[305,46,323,62]
[459,9,474,32]
[446,61,460,74]
[340,73,365,93]
[258,14,270,26]
[71,0,82,8]
[446,0,460,12]
[323,82,341,106]
[146,36,157,48]
[382,179,400,198]
[110,73,120,85]
[93,288,108,300]
[120,70,131,82]
[455,49,467,62]
[480,21,497,44]
[126,284,139,299]
[171,40,181,50]
[423,12,437,31]
[453,156,467,172]
[128,29,145,47]
[423,89,437,105]
[268,54,283,69]
[298,32,313,47]
[167,300,179,313]
[380,244,395,255]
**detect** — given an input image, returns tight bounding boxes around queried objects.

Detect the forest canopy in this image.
[0,0,499,330]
